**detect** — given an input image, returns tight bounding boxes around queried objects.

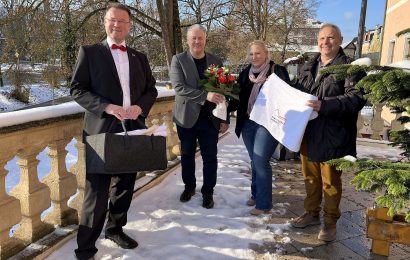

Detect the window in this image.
[387,40,395,64]
[404,36,410,59]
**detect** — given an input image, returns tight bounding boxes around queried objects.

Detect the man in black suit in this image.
[70,3,157,259]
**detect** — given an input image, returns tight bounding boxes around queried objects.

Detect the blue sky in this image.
[316,0,386,41]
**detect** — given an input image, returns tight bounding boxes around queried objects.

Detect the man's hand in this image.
[306,100,322,112]
[219,123,229,134]
[105,104,127,121]
[207,92,225,104]
[125,105,142,120]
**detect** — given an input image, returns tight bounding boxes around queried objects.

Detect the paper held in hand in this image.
[212,96,227,120]
[249,73,318,152]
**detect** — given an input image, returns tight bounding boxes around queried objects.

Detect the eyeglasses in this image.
[105,18,130,25]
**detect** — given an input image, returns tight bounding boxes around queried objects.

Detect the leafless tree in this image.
[233,0,279,41]
[178,0,235,31]
[271,0,319,62]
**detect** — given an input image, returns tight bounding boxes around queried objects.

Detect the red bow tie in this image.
[111,44,127,52]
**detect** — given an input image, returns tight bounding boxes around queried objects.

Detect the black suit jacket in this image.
[70,40,157,136]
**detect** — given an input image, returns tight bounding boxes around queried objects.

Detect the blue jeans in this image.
[176,117,219,195]
[241,119,278,210]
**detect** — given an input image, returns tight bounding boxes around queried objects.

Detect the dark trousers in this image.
[176,117,219,195]
[75,173,136,258]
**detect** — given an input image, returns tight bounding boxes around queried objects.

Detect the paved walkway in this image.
[261,159,410,259]
[221,121,410,259]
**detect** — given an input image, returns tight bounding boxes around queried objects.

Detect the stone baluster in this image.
[0,157,22,259]
[356,112,364,136]
[150,116,161,127]
[155,113,170,161]
[171,121,181,157]
[42,140,78,226]
[371,104,384,140]
[390,112,404,131]
[10,149,53,242]
[68,136,86,222]
[162,113,179,160]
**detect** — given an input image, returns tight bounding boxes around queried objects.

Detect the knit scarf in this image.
[247,59,271,115]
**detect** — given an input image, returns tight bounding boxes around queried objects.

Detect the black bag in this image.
[273,144,299,161]
[85,120,167,174]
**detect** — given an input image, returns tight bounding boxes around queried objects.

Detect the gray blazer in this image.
[170,51,223,128]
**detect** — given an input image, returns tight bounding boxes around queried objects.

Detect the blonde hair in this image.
[247,40,270,60]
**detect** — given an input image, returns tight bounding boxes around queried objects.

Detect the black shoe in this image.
[105,231,138,249]
[75,255,94,260]
[202,195,214,209]
[180,189,195,202]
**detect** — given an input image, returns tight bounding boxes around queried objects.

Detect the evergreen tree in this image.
[321,63,410,222]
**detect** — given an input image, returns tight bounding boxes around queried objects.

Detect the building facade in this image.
[361,25,382,65]
[380,0,410,65]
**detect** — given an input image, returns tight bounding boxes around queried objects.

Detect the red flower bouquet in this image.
[199,65,240,119]
[199,64,240,101]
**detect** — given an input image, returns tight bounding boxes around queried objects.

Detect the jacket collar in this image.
[186,51,210,82]
[100,40,122,87]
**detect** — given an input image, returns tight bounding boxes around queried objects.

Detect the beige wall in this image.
[379,0,410,130]
[362,42,371,54]
[380,0,410,65]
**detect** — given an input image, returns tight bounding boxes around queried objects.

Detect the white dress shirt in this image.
[107,37,131,109]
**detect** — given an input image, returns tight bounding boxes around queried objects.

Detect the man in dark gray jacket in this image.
[290,23,366,242]
[170,24,228,209]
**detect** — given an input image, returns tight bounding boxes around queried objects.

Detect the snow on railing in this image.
[0,88,175,129]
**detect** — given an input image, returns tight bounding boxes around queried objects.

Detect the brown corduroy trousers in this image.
[299,138,342,225]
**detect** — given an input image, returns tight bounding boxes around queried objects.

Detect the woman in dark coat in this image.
[229,40,290,215]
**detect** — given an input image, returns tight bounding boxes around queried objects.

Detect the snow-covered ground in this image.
[46,133,293,260]
[0,84,70,112]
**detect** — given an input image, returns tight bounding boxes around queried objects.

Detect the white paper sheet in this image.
[249,73,317,152]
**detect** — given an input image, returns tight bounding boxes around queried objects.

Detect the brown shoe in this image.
[250,208,271,216]
[246,198,256,206]
[318,224,337,242]
[290,212,320,228]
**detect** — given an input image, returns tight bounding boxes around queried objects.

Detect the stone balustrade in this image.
[0,96,179,259]
[357,104,405,140]
[0,97,404,259]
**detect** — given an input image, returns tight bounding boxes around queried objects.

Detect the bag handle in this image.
[270,63,276,76]
[107,118,147,134]
[121,120,129,136]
